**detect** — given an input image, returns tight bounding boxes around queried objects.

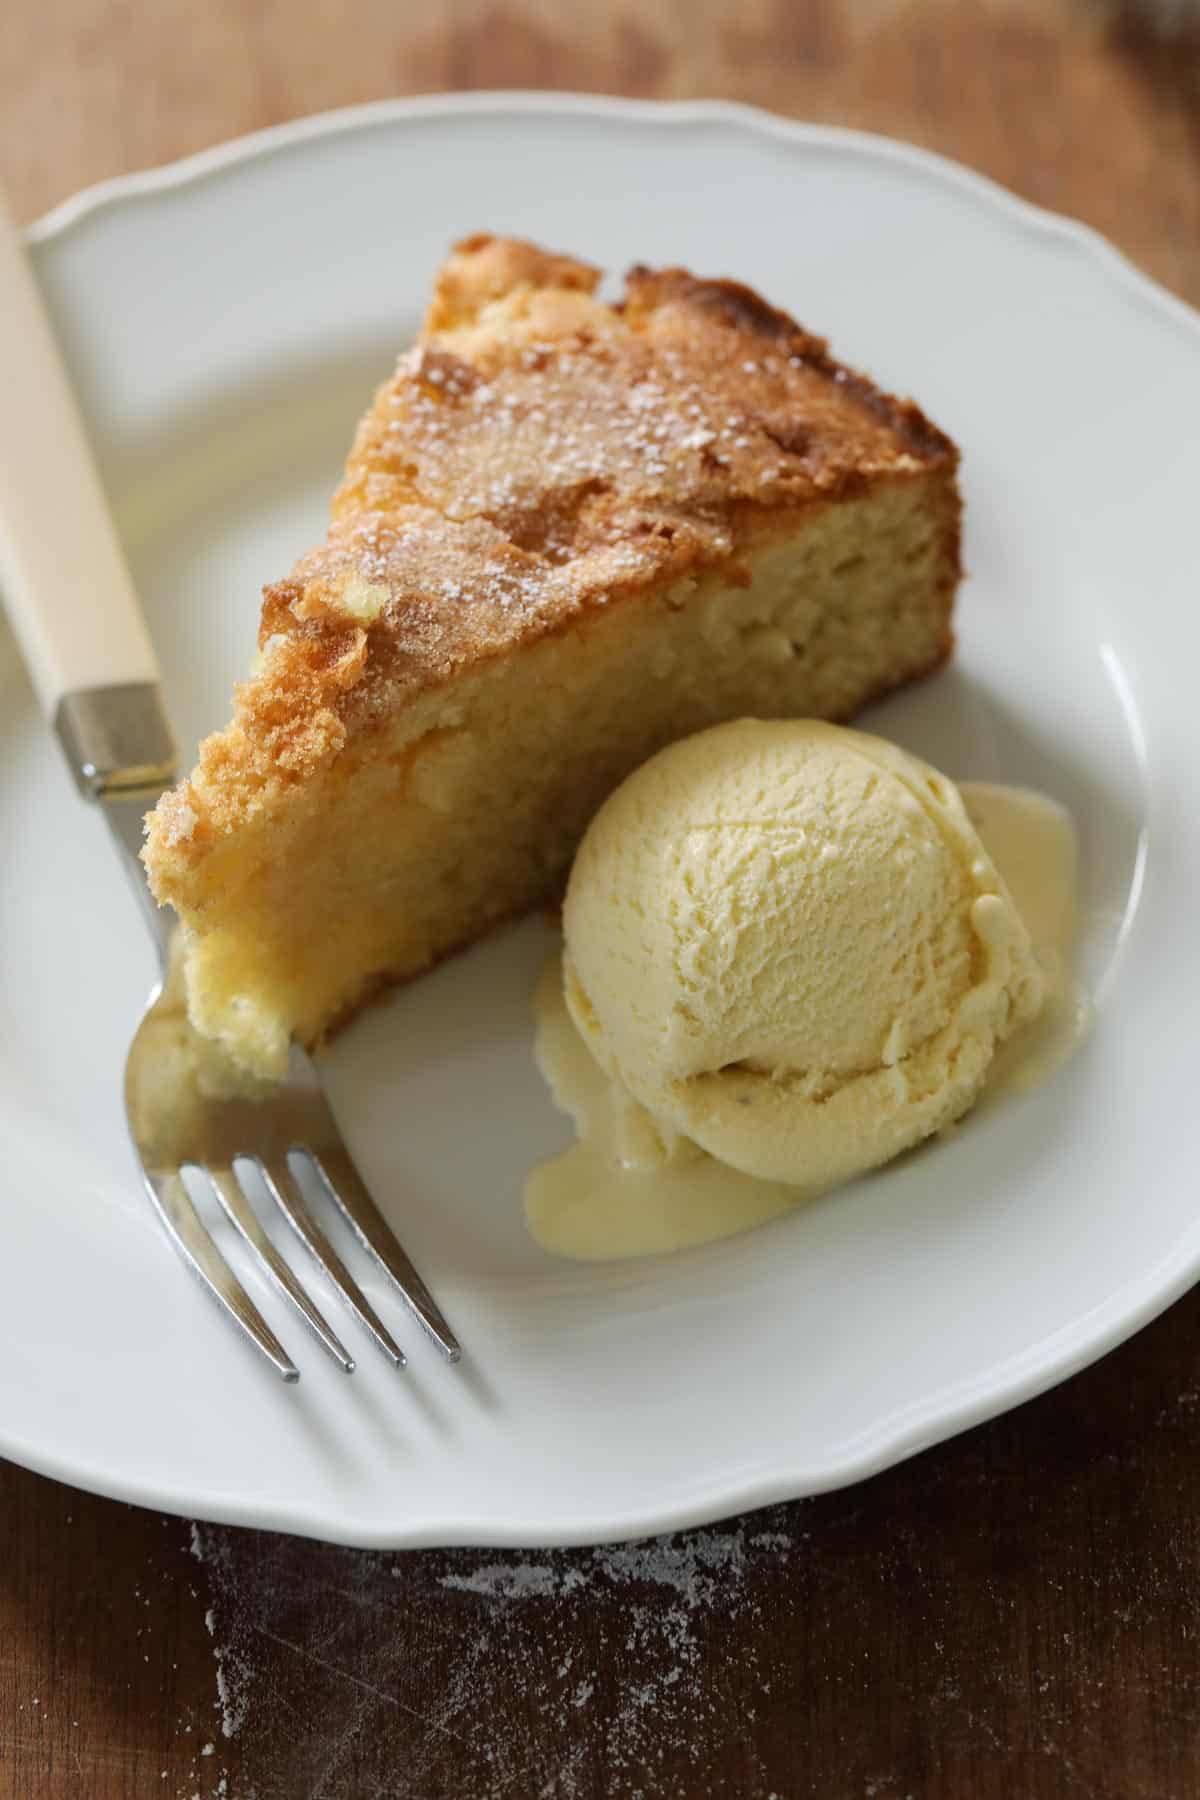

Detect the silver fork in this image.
[0,198,460,1380]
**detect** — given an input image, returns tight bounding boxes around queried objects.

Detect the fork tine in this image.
[258,1158,406,1368]
[143,1170,299,1382]
[308,1145,462,1363]
[202,1167,355,1373]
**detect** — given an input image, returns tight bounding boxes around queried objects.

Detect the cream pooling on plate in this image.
[528,722,1084,1260]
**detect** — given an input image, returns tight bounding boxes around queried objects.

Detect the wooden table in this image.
[3,4,1199,1796]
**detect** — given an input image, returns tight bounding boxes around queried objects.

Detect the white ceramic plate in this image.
[2,95,1196,1548]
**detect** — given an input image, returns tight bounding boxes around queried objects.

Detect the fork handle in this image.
[0,196,176,795]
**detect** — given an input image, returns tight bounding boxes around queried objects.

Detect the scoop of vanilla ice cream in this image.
[562,719,1044,1187]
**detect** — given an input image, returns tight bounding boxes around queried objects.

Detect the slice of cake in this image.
[145,234,962,1075]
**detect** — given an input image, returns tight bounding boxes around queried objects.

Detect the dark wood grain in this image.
[0,1460,242,1798]
[3,2,1200,1796]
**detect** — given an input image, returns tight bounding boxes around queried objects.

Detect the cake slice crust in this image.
[146,235,961,1073]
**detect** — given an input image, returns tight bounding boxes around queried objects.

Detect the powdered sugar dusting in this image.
[305,252,911,639]
[270,245,931,690]
[190,1525,252,1743]
[390,338,773,531]
[186,1508,805,1795]
[157,794,198,847]
[441,1560,590,1600]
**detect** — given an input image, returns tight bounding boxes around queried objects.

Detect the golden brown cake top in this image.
[148,235,958,851]
[313,236,954,642]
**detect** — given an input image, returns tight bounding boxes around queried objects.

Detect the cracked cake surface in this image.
[146,235,961,1073]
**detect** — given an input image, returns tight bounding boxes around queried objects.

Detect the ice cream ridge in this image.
[527,719,1076,1258]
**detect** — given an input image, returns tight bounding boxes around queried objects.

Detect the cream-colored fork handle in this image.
[0,196,160,716]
